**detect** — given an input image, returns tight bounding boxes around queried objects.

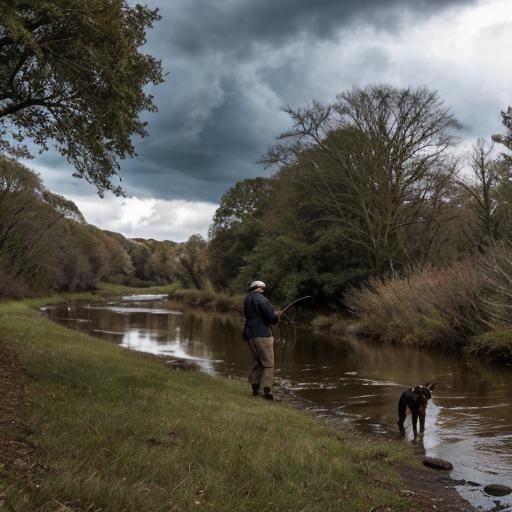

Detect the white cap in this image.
[249,280,266,289]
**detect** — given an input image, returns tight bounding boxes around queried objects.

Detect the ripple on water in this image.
[83,305,183,315]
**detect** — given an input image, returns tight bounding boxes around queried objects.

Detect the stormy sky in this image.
[31,0,512,241]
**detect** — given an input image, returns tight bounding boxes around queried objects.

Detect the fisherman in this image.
[243,280,279,400]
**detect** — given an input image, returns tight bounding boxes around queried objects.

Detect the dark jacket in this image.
[243,291,278,340]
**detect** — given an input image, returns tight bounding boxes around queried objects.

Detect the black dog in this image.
[398,383,435,439]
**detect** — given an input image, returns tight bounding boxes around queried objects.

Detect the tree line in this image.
[208,85,512,306]
[2,2,512,312]
[0,157,208,298]
[2,84,511,308]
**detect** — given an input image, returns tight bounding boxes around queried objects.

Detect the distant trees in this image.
[0,0,164,195]
[456,140,510,246]
[0,157,210,298]
[176,235,210,290]
[493,106,512,169]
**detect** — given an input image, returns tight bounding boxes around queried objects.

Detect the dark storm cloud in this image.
[159,0,477,56]
[38,0,482,202]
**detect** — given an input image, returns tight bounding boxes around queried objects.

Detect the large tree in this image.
[208,177,273,291]
[0,0,164,195]
[264,85,461,272]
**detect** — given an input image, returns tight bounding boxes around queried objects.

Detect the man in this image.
[243,280,279,400]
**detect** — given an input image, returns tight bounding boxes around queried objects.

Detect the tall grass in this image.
[344,261,489,348]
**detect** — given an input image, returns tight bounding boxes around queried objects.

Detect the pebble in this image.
[422,456,453,471]
[483,484,511,497]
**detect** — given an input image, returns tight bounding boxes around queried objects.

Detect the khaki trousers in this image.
[247,336,274,390]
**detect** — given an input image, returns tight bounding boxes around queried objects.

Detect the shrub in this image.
[344,261,489,348]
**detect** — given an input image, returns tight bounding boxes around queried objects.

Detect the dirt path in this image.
[0,340,37,508]
[275,387,478,512]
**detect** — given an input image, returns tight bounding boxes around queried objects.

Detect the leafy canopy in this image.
[0,0,164,196]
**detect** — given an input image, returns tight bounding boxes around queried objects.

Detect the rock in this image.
[483,484,511,497]
[165,358,200,371]
[422,456,453,471]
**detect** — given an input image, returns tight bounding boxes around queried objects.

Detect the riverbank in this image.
[102,283,512,365]
[0,296,417,512]
[123,283,512,365]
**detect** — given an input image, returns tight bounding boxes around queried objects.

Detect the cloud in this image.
[27,0,512,241]
[68,195,218,242]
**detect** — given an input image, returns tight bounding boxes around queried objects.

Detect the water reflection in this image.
[45,297,512,511]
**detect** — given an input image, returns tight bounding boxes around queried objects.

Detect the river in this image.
[43,295,512,511]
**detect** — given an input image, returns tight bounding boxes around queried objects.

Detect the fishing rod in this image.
[274,296,312,346]
[278,295,312,317]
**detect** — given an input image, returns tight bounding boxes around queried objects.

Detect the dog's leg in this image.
[397,396,407,436]
[397,415,406,436]
[411,410,419,439]
[419,410,426,434]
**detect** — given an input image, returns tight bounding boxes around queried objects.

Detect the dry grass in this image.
[344,261,489,348]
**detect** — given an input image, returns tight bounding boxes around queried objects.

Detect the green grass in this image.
[0,299,412,512]
[0,282,180,312]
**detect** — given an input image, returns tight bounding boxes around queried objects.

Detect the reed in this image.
[344,261,489,348]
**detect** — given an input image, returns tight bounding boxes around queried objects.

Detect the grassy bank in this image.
[167,288,244,314]
[0,298,412,512]
[0,282,180,311]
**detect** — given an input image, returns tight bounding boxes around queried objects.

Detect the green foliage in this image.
[0,158,188,298]
[208,177,272,291]
[127,239,152,280]
[469,329,512,363]
[176,234,210,290]
[208,85,466,304]
[0,0,164,195]
[493,106,512,171]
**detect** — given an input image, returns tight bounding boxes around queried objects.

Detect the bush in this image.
[310,314,350,336]
[311,315,333,333]
[344,261,489,348]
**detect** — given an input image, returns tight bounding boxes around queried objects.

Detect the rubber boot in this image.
[263,387,273,400]
[251,383,260,396]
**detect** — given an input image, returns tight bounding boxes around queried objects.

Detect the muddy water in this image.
[44,296,512,511]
